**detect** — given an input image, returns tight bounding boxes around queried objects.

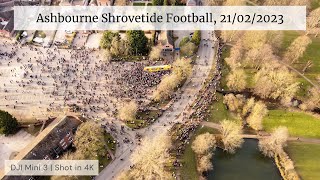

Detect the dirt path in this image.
[278,60,319,88]
[202,121,320,144]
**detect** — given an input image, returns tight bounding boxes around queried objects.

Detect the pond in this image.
[207,139,282,180]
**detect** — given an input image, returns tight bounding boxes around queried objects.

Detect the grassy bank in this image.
[286,142,320,180]
[263,110,320,138]
[180,126,219,180]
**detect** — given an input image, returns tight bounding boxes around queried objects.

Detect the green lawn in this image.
[279,31,300,56]
[206,93,235,123]
[125,119,147,129]
[286,142,320,180]
[180,126,218,180]
[220,45,231,90]
[280,31,320,99]
[243,67,257,89]
[133,2,145,6]
[311,0,320,10]
[294,36,320,84]
[263,110,320,138]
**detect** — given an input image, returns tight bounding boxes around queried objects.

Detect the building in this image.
[1,116,83,180]
[186,0,196,6]
[0,10,13,37]
[162,30,174,52]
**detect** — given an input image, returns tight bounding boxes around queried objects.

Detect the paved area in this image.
[97,30,217,179]
[85,33,102,49]
[72,32,88,49]
[0,39,161,121]
[53,30,66,44]
[0,130,34,172]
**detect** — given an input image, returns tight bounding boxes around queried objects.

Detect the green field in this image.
[263,110,320,138]
[286,142,320,180]
[206,93,235,123]
[180,126,218,180]
[220,46,231,90]
[294,36,320,84]
[133,2,145,6]
[311,0,320,10]
[279,31,320,99]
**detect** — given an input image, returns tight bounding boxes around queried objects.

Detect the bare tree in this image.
[225,40,244,69]
[192,133,216,155]
[203,0,222,5]
[152,73,180,101]
[253,62,300,100]
[118,101,138,122]
[299,87,320,111]
[223,94,245,113]
[259,126,289,157]
[114,0,127,5]
[172,58,192,81]
[180,42,197,57]
[149,46,162,60]
[242,97,255,117]
[197,154,213,174]
[110,36,121,56]
[289,0,310,7]
[74,121,106,160]
[153,58,192,101]
[226,68,247,91]
[224,0,246,5]
[220,31,243,43]
[118,133,172,180]
[307,8,320,36]
[242,31,283,51]
[192,133,216,177]
[246,101,268,131]
[244,44,276,69]
[103,49,112,63]
[283,35,312,64]
[264,0,290,5]
[219,120,244,154]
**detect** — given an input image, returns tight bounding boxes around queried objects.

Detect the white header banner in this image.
[14,6,306,31]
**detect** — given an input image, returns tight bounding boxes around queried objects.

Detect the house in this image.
[162,30,174,52]
[0,10,14,37]
[1,116,83,180]
[186,0,196,6]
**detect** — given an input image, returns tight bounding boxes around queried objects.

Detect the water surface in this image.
[207,139,281,180]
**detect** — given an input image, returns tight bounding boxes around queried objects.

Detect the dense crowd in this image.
[0,40,167,119]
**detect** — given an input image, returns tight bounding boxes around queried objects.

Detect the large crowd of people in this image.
[0,39,167,120]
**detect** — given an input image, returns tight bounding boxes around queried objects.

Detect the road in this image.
[97,30,217,180]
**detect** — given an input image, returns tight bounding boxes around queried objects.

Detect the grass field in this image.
[294,36,320,83]
[311,0,320,10]
[180,126,219,180]
[220,45,231,90]
[133,2,145,6]
[263,110,320,138]
[286,142,320,180]
[279,31,320,99]
[206,93,235,123]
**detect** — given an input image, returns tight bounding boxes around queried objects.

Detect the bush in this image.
[179,36,190,47]
[126,30,149,55]
[118,101,138,122]
[180,42,197,57]
[100,31,119,49]
[259,126,288,157]
[0,110,19,135]
[74,121,106,160]
[220,120,243,154]
[191,30,201,46]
